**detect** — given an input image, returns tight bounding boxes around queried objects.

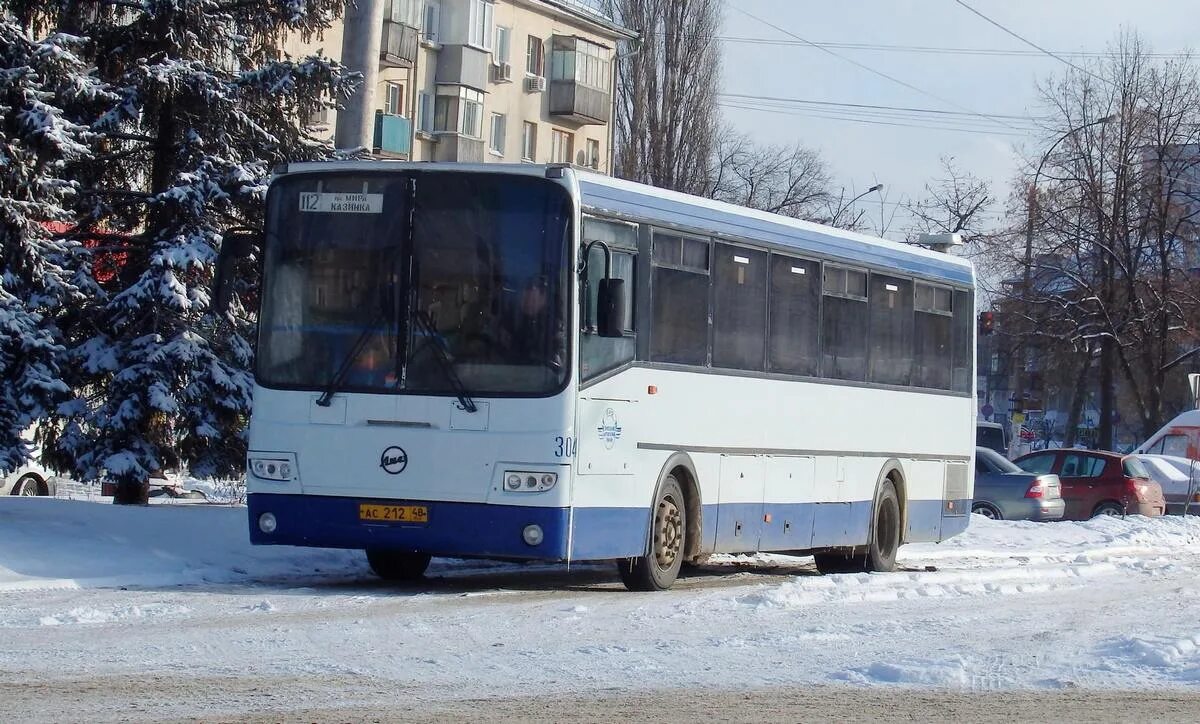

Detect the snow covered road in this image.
[2,499,1200,721]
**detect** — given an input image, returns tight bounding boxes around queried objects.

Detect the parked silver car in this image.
[973,447,1065,521]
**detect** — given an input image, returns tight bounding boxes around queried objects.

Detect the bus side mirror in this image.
[212,229,258,317]
[597,278,625,338]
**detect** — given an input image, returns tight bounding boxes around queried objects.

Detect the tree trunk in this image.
[1064,349,1091,447]
[112,478,150,505]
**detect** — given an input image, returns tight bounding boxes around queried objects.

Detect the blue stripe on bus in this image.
[248,494,972,562]
[248,494,571,560]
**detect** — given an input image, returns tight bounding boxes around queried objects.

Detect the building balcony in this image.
[548,81,611,125]
[432,134,484,163]
[380,20,419,68]
[373,112,412,157]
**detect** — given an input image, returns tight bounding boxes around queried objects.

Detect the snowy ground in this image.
[2,498,1200,721]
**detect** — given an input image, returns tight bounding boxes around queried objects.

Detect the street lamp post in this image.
[831,183,883,227]
[1009,115,1116,457]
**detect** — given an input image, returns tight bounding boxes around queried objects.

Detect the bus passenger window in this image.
[821,266,868,381]
[712,244,767,371]
[768,255,819,376]
[868,274,913,386]
[651,231,710,366]
[913,281,953,390]
[952,289,974,393]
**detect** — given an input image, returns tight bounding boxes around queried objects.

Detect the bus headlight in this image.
[502,470,557,492]
[248,453,297,481]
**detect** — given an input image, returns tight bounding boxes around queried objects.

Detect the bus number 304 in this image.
[554,437,575,458]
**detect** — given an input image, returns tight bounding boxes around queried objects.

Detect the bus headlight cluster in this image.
[503,471,557,492]
[249,454,296,481]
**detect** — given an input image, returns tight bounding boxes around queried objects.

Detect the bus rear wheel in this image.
[617,474,686,591]
[366,550,432,581]
[814,480,901,575]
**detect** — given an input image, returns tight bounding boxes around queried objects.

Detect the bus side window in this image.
[580,217,637,380]
[821,265,869,381]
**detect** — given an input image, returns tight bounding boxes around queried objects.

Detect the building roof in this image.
[518,0,639,41]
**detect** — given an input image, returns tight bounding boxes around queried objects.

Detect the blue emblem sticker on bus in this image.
[597,409,623,450]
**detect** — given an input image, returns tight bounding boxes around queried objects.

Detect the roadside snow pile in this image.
[0,498,363,592]
[906,512,1200,560]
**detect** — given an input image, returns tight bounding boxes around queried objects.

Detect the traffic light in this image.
[978,311,995,335]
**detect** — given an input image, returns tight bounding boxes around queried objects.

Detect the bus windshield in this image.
[257,171,572,397]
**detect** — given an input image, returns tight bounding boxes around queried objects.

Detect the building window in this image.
[550,129,573,164]
[383,82,404,116]
[550,36,611,91]
[489,112,506,155]
[303,106,331,128]
[526,35,545,77]
[585,138,601,169]
[389,0,422,26]
[418,91,433,132]
[433,87,484,138]
[522,121,537,161]
[468,0,494,50]
[433,96,451,132]
[422,0,441,42]
[495,26,511,64]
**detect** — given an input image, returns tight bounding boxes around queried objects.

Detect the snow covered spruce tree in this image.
[0,16,107,477]
[16,0,356,502]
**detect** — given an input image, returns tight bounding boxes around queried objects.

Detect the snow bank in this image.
[0,498,363,592]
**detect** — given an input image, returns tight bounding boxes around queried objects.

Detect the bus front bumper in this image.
[247,493,570,560]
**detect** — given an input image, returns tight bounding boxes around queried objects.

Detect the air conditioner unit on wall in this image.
[491,62,513,83]
[525,75,546,93]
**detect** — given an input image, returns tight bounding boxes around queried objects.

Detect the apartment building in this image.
[284,0,634,173]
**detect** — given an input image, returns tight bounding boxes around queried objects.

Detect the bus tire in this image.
[617,474,686,591]
[366,550,432,581]
[814,480,901,575]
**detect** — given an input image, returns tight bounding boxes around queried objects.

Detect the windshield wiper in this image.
[413,309,477,413]
[315,308,386,407]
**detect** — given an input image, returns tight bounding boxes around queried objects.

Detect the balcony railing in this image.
[373,112,412,156]
[549,81,611,125]
[380,20,419,68]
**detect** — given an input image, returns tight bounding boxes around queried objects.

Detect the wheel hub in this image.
[654,497,683,569]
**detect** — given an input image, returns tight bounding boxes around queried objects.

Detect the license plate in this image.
[359,503,428,524]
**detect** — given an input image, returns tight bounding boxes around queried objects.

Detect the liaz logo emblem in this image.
[597,408,623,450]
[380,446,408,475]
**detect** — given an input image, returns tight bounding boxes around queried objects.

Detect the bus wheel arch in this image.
[644,452,702,562]
[875,460,907,544]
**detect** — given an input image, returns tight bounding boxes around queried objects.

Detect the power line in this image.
[717,101,1033,136]
[718,93,1042,122]
[711,36,1193,59]
[952,0,1115,88]
[721,1,1029,134]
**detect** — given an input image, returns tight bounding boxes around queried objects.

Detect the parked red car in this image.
[1013,449,1165,520]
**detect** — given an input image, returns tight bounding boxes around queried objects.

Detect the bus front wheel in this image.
[366,550,432,581]
[617,474,686,591]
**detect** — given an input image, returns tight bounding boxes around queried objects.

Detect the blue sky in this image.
[720,0,1196,238]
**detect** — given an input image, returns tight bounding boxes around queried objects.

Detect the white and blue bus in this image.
[223,162,975,591]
